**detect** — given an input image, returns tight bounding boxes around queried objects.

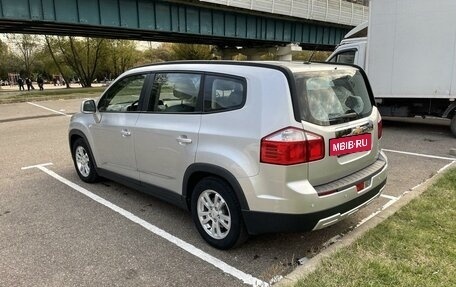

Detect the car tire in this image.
[191,177,248,250]
[72,138,99,183]
[451,114,456,137]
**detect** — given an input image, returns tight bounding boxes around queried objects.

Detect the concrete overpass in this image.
[0,0,367,50]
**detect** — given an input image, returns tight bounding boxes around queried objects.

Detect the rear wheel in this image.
[191,177,248,249]
[72,138,99,183]
[451,114,456,137]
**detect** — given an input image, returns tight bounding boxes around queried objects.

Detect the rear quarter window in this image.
[294,69,373,126]
[203,75,245,112]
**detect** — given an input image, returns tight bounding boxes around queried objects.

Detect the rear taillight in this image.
[260,127,324,165]
[377,116,383,139]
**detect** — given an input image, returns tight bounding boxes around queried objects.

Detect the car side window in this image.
[203,75,245,112]
[147,73,201,113]
[328,50,356,64]
[98,74,146,112]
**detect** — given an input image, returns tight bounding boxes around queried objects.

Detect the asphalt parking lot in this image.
[1,99,455,286]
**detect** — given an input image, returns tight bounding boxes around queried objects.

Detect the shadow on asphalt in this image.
[383,117,452,138]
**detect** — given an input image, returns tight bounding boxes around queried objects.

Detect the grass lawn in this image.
[0,87,106,104]
[293,167,456,287]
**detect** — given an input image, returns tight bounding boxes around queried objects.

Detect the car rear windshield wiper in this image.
[328,111,359,124]
[339,111,358,119]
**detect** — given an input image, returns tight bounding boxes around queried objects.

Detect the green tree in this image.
[0,39,9,79]
[292,50,332,62]
[259,52,275,60]
[143,44,172,64]
[169,43,213,60]
[7,34,41,77]
[101,40,141,78]
[44,36,72,88]
[55,36,106,87]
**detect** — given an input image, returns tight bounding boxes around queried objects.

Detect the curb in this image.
[276,161,455,287]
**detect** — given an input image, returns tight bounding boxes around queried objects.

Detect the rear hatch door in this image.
[294,67,381,186]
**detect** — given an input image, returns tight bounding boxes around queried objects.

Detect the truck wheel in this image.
[451,115,456,137]
[191,177,248,249]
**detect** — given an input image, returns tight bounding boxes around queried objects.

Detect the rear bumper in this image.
[242,178,386,235]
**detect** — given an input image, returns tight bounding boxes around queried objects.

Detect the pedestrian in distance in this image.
[37,76,44,91]
[17,77,25,91]
[25,77,35,91]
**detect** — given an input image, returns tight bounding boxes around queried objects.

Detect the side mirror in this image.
[81,99,97,113]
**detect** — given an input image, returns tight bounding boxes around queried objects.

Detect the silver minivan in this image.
[69,61,387,249]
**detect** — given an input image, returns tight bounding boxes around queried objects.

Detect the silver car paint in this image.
[135,113,201,194]
[70,62,387,222]
[303,108,382,186]
[90,112,140,180]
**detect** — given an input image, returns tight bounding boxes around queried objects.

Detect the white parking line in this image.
[21,162,53,170]
[383,149,456,161]
[381,197,399,210]
[27,102,71,117]
[379,194,398,201]
[21,163,268,287]
[355,210,382,228]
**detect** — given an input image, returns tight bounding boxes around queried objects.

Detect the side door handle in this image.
[121,129,131,137]
[176,135,192,145]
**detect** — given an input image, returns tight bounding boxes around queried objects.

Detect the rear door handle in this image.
[121,129,131,137]
[176,135,192,145]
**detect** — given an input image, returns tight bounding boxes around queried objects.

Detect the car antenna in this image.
[305,32,324,64]
[305,45,319,64]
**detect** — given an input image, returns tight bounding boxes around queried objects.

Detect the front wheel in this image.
[72,138,99,183]
[191,177,248,249]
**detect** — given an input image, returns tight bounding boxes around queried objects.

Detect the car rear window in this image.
[294,69,373,126]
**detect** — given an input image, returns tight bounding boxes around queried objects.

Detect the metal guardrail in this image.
[200,0,369,26]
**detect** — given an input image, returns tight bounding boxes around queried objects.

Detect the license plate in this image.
[329,134,372,156]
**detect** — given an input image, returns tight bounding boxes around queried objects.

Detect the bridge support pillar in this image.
[217,43,301,61]
[276,44,302,61]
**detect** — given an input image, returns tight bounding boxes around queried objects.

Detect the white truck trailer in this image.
[327,0,456,137]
